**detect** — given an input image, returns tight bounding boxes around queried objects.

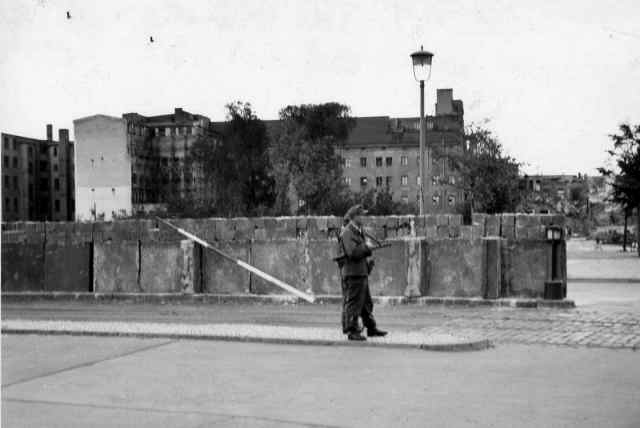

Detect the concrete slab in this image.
[2,319,491,352]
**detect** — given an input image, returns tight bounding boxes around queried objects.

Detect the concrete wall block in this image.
[231,217,254,241]
[1,243,45,291]
[44,242,92,292]
[425,239,484,297]
[203,242,251,294]
[93,220,140,242]
[425,215,438,227]
[485,215,500,237]
[368,240,408,296]
[411,216,426,237]
[483,238,502,299]
[500,214,516,240]
[460,225,474,240]
[268,217,297,240]
[2,230,26,244]
[436,214,449,226]
[448,214,462,226]
[405,238,427,297]
[501,240,548,297]
[250,240,308,294]
[436,225,449,239]
[471,225,484,240]
[448,225,461,238]
[45,222,74,245]
[93,240,140,292]
[425,226,438,240]
[308,240,342,295]
[214,219,235,242]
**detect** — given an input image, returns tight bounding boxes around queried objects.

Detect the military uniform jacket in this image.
[339,222,372,277]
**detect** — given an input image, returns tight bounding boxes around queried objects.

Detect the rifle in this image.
[333,230,391,267]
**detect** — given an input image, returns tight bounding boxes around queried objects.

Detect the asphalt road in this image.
[3,334,640,428]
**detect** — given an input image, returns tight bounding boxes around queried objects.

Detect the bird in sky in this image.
[150,36,154,43]
[66,11,71,19]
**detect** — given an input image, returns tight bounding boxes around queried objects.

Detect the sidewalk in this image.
[3,300,640,350]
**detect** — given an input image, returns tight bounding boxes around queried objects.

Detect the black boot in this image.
[367,328,388,337]
[347,332,367,341]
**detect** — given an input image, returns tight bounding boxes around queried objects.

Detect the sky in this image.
[1,0,638,175]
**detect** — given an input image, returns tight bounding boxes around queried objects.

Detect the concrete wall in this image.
[73,115,132,221]
[1,214,567,299]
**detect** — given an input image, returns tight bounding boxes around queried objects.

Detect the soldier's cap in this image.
[344,204,368,220]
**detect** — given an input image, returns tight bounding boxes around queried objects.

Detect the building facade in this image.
[1,125,74,221]
[74,108,215,221]
[339,89,465,213]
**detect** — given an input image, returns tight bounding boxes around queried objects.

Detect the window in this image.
[417,176,421,185]
[40,145,47,154]
[344,177,351,185]
[40,178,48,189]
[28,162,33,174]
[186,127,192,135]
[386,157,392,167]
[53,147,58,157]
[401,196,409,204]
[13,140,17,150]
[40,161,48,172]
[360,157,367,168]
[345,158,351,168]
[432,176,439,186]
[29,184,33,199]
[4,198,9,210]
[13,176,18,189]
[448,176,456,185]
[360,176,368,187]
[376,157,382,167]
[132,173,137,184]
[432,193,440,206]
[386,176,392,187]
[3,138,7,149]
[54,178,60,191]
[376,176,383,187]
[53,164,58,172]
[4,175,8,189]
[28,147,33,157]
[3,156,7,168]
[401,175,408,186]
[448,195,456,206]
[165,128,170,137]
[401,156,408,166]
[55,199,60,212]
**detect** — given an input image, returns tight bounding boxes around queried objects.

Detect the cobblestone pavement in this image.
[3,301,640,350]
[410,308,640,349]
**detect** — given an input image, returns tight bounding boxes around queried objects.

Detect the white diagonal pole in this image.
[156,217,316,303]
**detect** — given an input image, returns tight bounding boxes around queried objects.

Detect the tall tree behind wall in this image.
[443,124,524,214]
[598,123,640,256]
[269,103,355,215]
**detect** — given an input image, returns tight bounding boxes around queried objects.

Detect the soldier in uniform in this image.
[337,205,388,341]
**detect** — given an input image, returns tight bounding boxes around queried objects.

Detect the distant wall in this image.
[1,214,567,298]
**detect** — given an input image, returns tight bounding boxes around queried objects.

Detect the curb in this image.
[1,321,493,352]
[0,292,576,309]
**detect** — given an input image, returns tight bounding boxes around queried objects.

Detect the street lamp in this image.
[411,46,433,215]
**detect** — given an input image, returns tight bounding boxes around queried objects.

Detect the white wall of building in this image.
[73,115,132,221]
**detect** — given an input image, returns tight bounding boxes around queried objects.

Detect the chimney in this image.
[46,124,53,141]
[59,129,69,144]
[435,89,454,116]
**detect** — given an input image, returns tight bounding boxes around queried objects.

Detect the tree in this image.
[443,124,524,214]
[269,103,355,215]
[598,123,640,256]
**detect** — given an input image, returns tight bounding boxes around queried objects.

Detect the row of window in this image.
[129,125,200,138]
[345,175,419,187]
[343,156,411,169]
[3,175,61,191]
[2,197,62,213]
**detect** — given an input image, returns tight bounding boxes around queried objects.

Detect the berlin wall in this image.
[1,214,566,299]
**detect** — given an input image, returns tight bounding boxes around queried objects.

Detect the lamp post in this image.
[411,46,433,215]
